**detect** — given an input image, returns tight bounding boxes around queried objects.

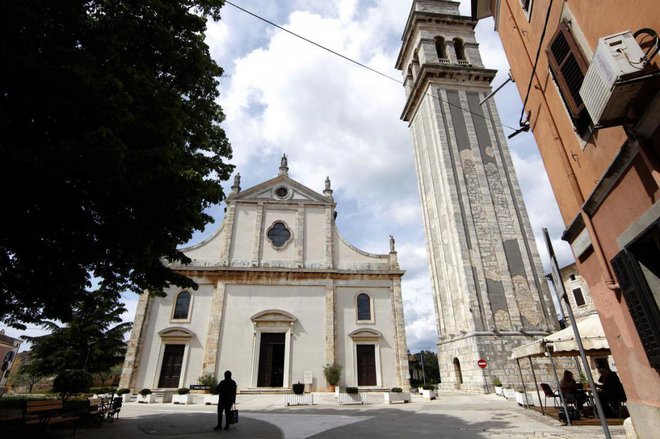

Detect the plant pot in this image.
[203,394,219,405]
[284,393,314,406]
[122,393,136,403]
[338,392,365,405]
[172,394,193,405]
[292,383,305,395]
[137,394,156,404]
[503,388,516,399]
[327,384,336,393]
[494,386,504,396]
[421,389,437,400]
[384,392,411,404]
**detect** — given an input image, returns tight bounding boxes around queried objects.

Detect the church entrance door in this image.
[257,333,285,387]
[356,344,377,386]
[158,344,185,388]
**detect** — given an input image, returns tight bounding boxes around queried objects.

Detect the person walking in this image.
[215,370,237,431]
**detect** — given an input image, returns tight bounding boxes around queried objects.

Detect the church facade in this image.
[119,158,410,392]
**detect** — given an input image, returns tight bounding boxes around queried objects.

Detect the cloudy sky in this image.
[4,0,575,353]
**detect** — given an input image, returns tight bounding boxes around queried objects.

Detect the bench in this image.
[101,397,122,422]
[23,400,78,436]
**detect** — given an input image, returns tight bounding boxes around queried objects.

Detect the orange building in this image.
[471,1,659,437]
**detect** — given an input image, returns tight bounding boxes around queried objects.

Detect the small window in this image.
[569,274,576,281]
[572,288,586,306]
[453,38,466,61]
[173,291,191,320]
[435,37,447,60]
[267,221,292,249]
[357,293,372,321]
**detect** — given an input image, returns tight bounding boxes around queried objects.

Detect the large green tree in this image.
[25,294,132,375]
[0,1,233,326]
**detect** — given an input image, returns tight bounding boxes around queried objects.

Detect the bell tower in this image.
[396,0,559,391]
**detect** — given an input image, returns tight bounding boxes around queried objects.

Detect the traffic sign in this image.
[477,359,487,369]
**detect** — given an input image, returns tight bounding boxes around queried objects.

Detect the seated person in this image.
[560,370,587,413]
[596,367,626,417]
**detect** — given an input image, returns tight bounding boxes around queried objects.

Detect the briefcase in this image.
[229,405,239,424]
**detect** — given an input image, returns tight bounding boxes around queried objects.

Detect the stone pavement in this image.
[70,392,625,438]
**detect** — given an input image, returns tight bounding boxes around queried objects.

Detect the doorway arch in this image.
[453,357,463,389]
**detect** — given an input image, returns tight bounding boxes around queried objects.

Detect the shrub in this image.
[323,363,342,386]
[53,369,93,400]
[421,384,436,391]
[198,373,218,389]
[492,377,502,387]
[345,387,358,395]
[390,387,403,393]
[177,387,190,395]
[117,388,130,395]
[89,387,112,394]
[292,382,304,395]
[139,388,152,396]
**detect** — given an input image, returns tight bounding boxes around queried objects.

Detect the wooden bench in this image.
[23,400,78,436]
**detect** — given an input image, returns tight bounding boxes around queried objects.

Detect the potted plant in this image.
[172,387,193,405]
[514,388,535,407]
[420,384,437,400]
[203,378,220,405]
[338,386,364,405]
[292,382,305,395]
[137,388,155,404]
[323,363,342,392]
[117,388,135,403]
[493,377,504,396]
[285,382,313,406]
[197,373,218,394]
[503,386,516,399]
[384,387,411,404]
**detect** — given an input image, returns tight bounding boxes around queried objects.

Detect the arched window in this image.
[435,37,447,59]
[173,291,191,320]
[357,293,372,321]
[453,38,466,61]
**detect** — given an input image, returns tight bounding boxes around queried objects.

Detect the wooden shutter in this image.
[547,22,589,119]
[611,249,660,369]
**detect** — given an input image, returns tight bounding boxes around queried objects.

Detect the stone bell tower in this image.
[396,0,559,392]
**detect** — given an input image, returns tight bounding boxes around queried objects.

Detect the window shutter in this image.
[547,22,589,119]
[611,250,660,369]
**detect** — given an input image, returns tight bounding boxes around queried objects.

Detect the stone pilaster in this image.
[390,277,411,390]
[324,280,336,368]
[295,204,304,267]
[251,203,264,266]
[119,293,152,391]
[201,279,227,374]
[324,206,334,268]
[220,203,236,266]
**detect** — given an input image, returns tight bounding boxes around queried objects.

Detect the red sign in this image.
[477,359,487,369]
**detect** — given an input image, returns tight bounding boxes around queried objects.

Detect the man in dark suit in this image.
[215,370,237,430]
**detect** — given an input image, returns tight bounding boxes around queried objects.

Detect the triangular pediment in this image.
[228,174,333,205]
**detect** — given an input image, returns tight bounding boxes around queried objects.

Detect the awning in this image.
[511,314,610,359]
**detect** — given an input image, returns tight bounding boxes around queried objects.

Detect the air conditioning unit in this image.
[579,31,647,126]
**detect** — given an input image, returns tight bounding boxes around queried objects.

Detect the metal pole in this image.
[563,295,612,439]
[515,359,529,407]
[546,343,572,426]
[528,356,545,416]
[542,228,612,438]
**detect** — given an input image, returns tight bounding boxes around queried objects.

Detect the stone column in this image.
[220,203,236,266]
[251,203,264,266]
[119,293,152,390]
[201,279,226,374]
[324,206,334,268]
[324,280,336,369]
[295,204,304,267]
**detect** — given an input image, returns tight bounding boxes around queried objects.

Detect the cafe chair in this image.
[540,383,560,409]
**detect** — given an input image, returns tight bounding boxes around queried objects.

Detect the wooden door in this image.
[158,344,185,388]
[257,333,285,387]
[356,344,377,386]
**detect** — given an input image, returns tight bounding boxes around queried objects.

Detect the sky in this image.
[3,0,575,353]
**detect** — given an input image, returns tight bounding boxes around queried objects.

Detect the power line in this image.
[224,1,520,133]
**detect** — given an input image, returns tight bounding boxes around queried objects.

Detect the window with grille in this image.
[547,22,593,137]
